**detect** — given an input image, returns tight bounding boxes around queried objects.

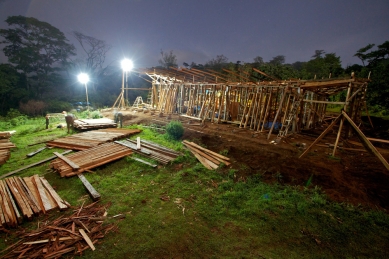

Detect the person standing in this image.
[62,111,76,133]
[45,114,50,129]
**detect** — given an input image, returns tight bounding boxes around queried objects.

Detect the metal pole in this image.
[85,83,89,114]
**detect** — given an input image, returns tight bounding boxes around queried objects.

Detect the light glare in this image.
[121,58,133,72]
[78,73,89,84]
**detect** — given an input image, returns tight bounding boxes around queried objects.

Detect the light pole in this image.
[121,58,133,107]
[77,73,90,114]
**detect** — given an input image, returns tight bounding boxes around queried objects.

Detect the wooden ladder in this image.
[277,94,301,139]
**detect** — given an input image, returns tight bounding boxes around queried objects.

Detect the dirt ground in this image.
[103,110,389,211]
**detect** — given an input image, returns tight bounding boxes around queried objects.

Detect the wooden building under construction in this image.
[137,67,370,141]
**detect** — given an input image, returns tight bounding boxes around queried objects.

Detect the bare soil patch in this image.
[103,110,389,211]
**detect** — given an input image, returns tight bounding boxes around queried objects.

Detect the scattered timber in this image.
[0,175,69,228]
[0,150,73,179]
[182,140,230,170]
[78,174,101,201]
[26,147,46,157]
[0,202,117,258]
[115,139,181,165]
[50,142,133,177]
[73,118,117,130]
[0,132,16,165]
[46,128,141,150]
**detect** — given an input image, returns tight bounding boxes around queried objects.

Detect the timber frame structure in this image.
[127,67,389,170]
[138,67,370,138]
[138,67,389,170]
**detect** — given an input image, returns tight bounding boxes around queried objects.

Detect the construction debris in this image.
[50,142,133,177]
[0,202,118,258]
[46,128,141,150]
[1,150,73,179]
[73,118,117,130]
[0,175,69,228]
[115,139,181,165]
[78,174,101,201]
[183,140,230,170]
[0,132,16,165]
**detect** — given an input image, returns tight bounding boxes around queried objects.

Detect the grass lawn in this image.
[0,119,388,258]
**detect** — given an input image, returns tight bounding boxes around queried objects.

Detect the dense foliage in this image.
[165,120,184,140]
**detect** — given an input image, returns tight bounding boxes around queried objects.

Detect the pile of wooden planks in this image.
[0,202,118,258]
[50,142,133,177]
[183,140,231,170]
[116,139,181,164]
[74,118,117,130]
[46,128,141,150]
[0,132,16,165]
[0,175,69,228]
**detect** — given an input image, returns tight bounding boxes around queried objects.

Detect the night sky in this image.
[0,0,388,69]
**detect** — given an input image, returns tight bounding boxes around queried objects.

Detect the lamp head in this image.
[78,73,89,84]
[121,58,133,72]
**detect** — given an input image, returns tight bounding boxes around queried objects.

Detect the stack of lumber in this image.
[0,175,69,228]
[47,128,141,150]
[0,132,16,165]
[116,139,181,164]
[74,118,117,130]
[50,142,133,177]
[0,202,118,258]
[183,140,231,170]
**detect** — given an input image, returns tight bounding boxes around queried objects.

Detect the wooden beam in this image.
[342,111,389,171]
[1,150,73,179]
[53,152,80,171]
[299,114,342,158]
[78,174,101,201]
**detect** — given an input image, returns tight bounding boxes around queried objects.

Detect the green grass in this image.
[0,122,389,258]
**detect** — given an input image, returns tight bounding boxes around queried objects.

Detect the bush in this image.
[46,100,73,113]
[165,120,184,140]
[19,100,47,116]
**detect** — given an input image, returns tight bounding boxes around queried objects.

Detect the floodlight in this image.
[121,58,133,72]
[77,73,89,84]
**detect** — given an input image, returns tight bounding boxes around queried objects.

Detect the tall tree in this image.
[0,64,27,115]
[312,50,325,59]
[268,55,285,65]
[158,50,177,69]
[354,44,375,66]
[253,56,264,66]
[205,54,228,70]
[0,15,75,97]
[70,31,111,74]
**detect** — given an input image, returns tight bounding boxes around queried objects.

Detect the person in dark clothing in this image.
[63,111,76,133]
[45,114,50,129]
[114,111,123,128]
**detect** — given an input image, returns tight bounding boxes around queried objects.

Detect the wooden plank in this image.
[39,177,68,210]
[5,178,33,219]
[342,111,389,171]
[0,150,72,179]
[79,228,96,251]
[183,143,222,166]
[23,176,46,213]
[77,174,101,201]
[366,137,389,145]
[130,157,157,168]
[53,152,80,171]
[0,180,17,226]
[2,179,22,224]
[17,177,41,214]
[23,237,75,245]
[13,177,40,215]
[26,147,46,157]
[182,140,230,161]
[32,175,54,212]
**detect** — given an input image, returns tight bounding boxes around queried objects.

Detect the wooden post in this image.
[332,83,351,156]
[267,86,288,139]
